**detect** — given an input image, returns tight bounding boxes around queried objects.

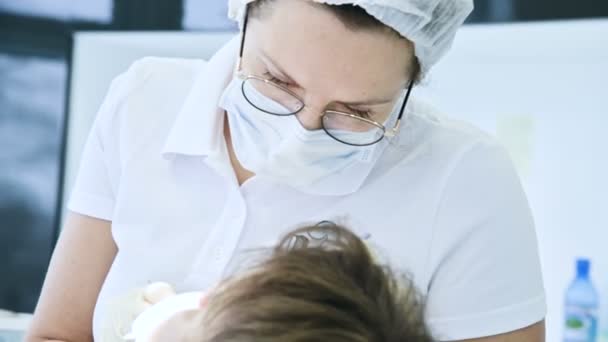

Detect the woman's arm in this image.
[25,212,117,342]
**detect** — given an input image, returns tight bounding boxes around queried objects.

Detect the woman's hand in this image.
[99,282,176,341]
[124,290,203,341]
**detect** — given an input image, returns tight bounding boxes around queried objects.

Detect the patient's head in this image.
[151,223,434,342]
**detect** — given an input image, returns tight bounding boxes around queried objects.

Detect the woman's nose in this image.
[295,102,325,130]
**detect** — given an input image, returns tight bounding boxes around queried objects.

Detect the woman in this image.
[26,0,546,341]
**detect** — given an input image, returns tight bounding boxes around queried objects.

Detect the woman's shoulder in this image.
[137,55,210,77]
[371,97,519,206]
[112,56,206,120]
[109,56,206,106]
[92,57,208,160]
[384,98,502,173]
[96,56,206,124]
[410,98,496,150]
[125,56,205,78]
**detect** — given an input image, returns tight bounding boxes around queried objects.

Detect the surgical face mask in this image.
[219,77,391,196]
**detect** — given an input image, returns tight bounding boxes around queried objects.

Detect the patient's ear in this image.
[199,292,209,308]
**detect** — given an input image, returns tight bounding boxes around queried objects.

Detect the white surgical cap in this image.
[228,0,473,76]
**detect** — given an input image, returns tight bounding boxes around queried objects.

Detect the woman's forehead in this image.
[246,0,413,99]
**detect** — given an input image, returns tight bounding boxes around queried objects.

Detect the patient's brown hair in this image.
[198,223,434,342]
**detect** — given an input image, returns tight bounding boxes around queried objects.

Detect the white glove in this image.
[123,291,203,342]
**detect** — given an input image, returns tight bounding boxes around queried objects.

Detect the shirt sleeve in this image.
[66,65,135,220]
[425,139,546,341]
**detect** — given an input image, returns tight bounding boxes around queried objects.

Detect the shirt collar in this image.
[161,36,239,158]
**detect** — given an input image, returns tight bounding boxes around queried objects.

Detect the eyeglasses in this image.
[236,4,415,147]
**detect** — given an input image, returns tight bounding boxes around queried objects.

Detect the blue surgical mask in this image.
[219,77,391,196]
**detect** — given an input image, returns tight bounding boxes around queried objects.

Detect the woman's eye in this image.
[263,72,290,87]
[349,107,373,119]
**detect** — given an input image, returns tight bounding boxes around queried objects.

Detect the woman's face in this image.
[243,0,415,130]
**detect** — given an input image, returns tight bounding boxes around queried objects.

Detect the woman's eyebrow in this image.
[341,97,395,106]
[260,50,398,106]
[259,51,298,83]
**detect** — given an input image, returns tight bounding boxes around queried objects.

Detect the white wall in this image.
[65,21,608,341]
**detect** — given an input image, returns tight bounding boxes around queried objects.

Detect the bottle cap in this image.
[576,258,591,278]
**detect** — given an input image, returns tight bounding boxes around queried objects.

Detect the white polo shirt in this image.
[69,37,546,341]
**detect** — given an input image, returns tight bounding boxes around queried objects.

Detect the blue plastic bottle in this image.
[564,258,599,342]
